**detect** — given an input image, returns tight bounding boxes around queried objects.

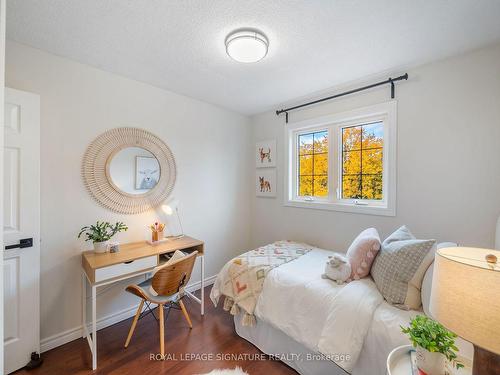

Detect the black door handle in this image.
[5,238,33,250]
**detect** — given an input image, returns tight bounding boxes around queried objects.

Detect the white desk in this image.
[81,236,204,370]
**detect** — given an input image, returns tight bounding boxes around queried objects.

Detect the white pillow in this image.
[421,242,457,316]
[421,263,434,316]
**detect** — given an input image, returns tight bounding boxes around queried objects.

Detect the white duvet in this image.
[254,247,385,373]
[232,246,473,374]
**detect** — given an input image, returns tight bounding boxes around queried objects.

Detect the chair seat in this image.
[127,278,182,304]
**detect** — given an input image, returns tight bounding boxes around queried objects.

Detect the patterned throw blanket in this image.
[210,241,313,326]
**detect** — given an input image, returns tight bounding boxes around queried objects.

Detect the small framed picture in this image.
[256,139,276,168]
[256,169,276,197]
[135,156,160,190]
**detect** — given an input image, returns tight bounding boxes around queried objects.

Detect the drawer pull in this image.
[124,260,134,264]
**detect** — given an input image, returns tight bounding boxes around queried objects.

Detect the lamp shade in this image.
[161,198,179,216]
[430,247,500,355]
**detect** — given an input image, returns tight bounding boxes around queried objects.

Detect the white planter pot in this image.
[416,347,446,375]
[93,241,109,253]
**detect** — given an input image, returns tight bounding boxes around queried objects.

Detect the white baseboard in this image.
[185,274,217,293]
[40,275,216,353]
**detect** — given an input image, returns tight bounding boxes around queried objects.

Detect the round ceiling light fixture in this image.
[225,29,269,63]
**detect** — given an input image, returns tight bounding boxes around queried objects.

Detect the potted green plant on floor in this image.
[401,315,463,374]
[78,221,128,253]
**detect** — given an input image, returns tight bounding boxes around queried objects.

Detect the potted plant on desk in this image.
[78,221,128,253]
[401,315,463,374]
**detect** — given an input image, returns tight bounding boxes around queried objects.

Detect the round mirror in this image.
[108,147,161,195]
[82,127,176,214]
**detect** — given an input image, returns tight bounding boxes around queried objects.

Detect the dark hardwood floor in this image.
[14,287,297,375]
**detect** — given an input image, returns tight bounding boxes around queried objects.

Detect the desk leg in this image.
[92,285,97,370]
[82,272,86,338]
[201,255,205,316]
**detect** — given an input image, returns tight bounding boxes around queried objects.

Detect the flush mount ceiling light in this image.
[225,29,269,63]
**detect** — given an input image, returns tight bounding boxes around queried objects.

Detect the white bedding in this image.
[251,247,474,374]
[254,248,385,372]
[353,300,418,374]
[255,248,345,353]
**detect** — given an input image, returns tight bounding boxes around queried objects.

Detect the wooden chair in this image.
[124,251,198,355]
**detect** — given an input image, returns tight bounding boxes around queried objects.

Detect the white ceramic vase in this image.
[416,347,446,375]
[93,241,108,253]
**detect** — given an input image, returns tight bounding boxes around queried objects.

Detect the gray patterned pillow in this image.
[370,226,436,310]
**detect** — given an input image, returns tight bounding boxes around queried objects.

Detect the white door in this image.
[3,87,40,374]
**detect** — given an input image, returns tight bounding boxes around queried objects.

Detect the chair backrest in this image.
[151,251,198,296]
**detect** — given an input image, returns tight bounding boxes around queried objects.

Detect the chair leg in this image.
[179,300,192,329]
[124,299,144,348]
[159,303,165,356]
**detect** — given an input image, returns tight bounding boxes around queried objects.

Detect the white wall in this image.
[5,41,252,343]
[250,42,500,251]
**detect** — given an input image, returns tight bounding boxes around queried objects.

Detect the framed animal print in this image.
[256,169,276,197]
[135,156,160,190]
[256,139,276,168]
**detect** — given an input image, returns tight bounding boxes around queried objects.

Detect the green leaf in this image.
[400,315,460,358]
[77,221,128,242]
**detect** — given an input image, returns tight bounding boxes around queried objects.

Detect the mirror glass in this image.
[108,147,161,195]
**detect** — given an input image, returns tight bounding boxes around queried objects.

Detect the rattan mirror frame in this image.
[82,127,176,214]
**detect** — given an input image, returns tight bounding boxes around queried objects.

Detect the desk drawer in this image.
[95,256,157,282]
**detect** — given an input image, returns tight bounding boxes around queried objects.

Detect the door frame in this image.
[0,0,7,373]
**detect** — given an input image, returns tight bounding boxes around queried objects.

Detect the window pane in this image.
[342,175,361,199]
[314,153,328,175]
[342,126,362,151]
[341,122,384,201]
[313,131,328,153]
[297,130,329,198]
[362,148,383,174]
[362,174,383,200]
[299,155,313,176]
[362,122,384,149]
[342,150,361,175]
[299,176,313,196]
[313,176,328,197]
[299,133,313,155]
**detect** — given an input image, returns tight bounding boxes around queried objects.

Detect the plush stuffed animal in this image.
[322,253,351,284]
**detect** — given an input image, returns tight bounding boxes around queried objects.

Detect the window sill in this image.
[284,199,396,217]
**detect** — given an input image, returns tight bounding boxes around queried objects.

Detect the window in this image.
[298,130,328,197]
[286,102,396,216]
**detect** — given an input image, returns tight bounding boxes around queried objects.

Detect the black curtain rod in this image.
[276,73,408,123]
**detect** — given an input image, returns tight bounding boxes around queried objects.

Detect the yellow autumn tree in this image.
[342,124,383,200]
[298,131,328,197]
[298,124,383,199]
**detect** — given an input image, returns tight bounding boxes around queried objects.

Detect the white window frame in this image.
[284,101,397,216]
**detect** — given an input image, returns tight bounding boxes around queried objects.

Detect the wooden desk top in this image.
[82,235,204,270]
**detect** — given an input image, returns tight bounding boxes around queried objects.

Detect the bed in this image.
[213,245,473,375]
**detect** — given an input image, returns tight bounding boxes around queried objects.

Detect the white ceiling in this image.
[7,1,500,115]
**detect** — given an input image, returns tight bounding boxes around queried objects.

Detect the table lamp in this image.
[161,198,184,239]
[430,247,500,375]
